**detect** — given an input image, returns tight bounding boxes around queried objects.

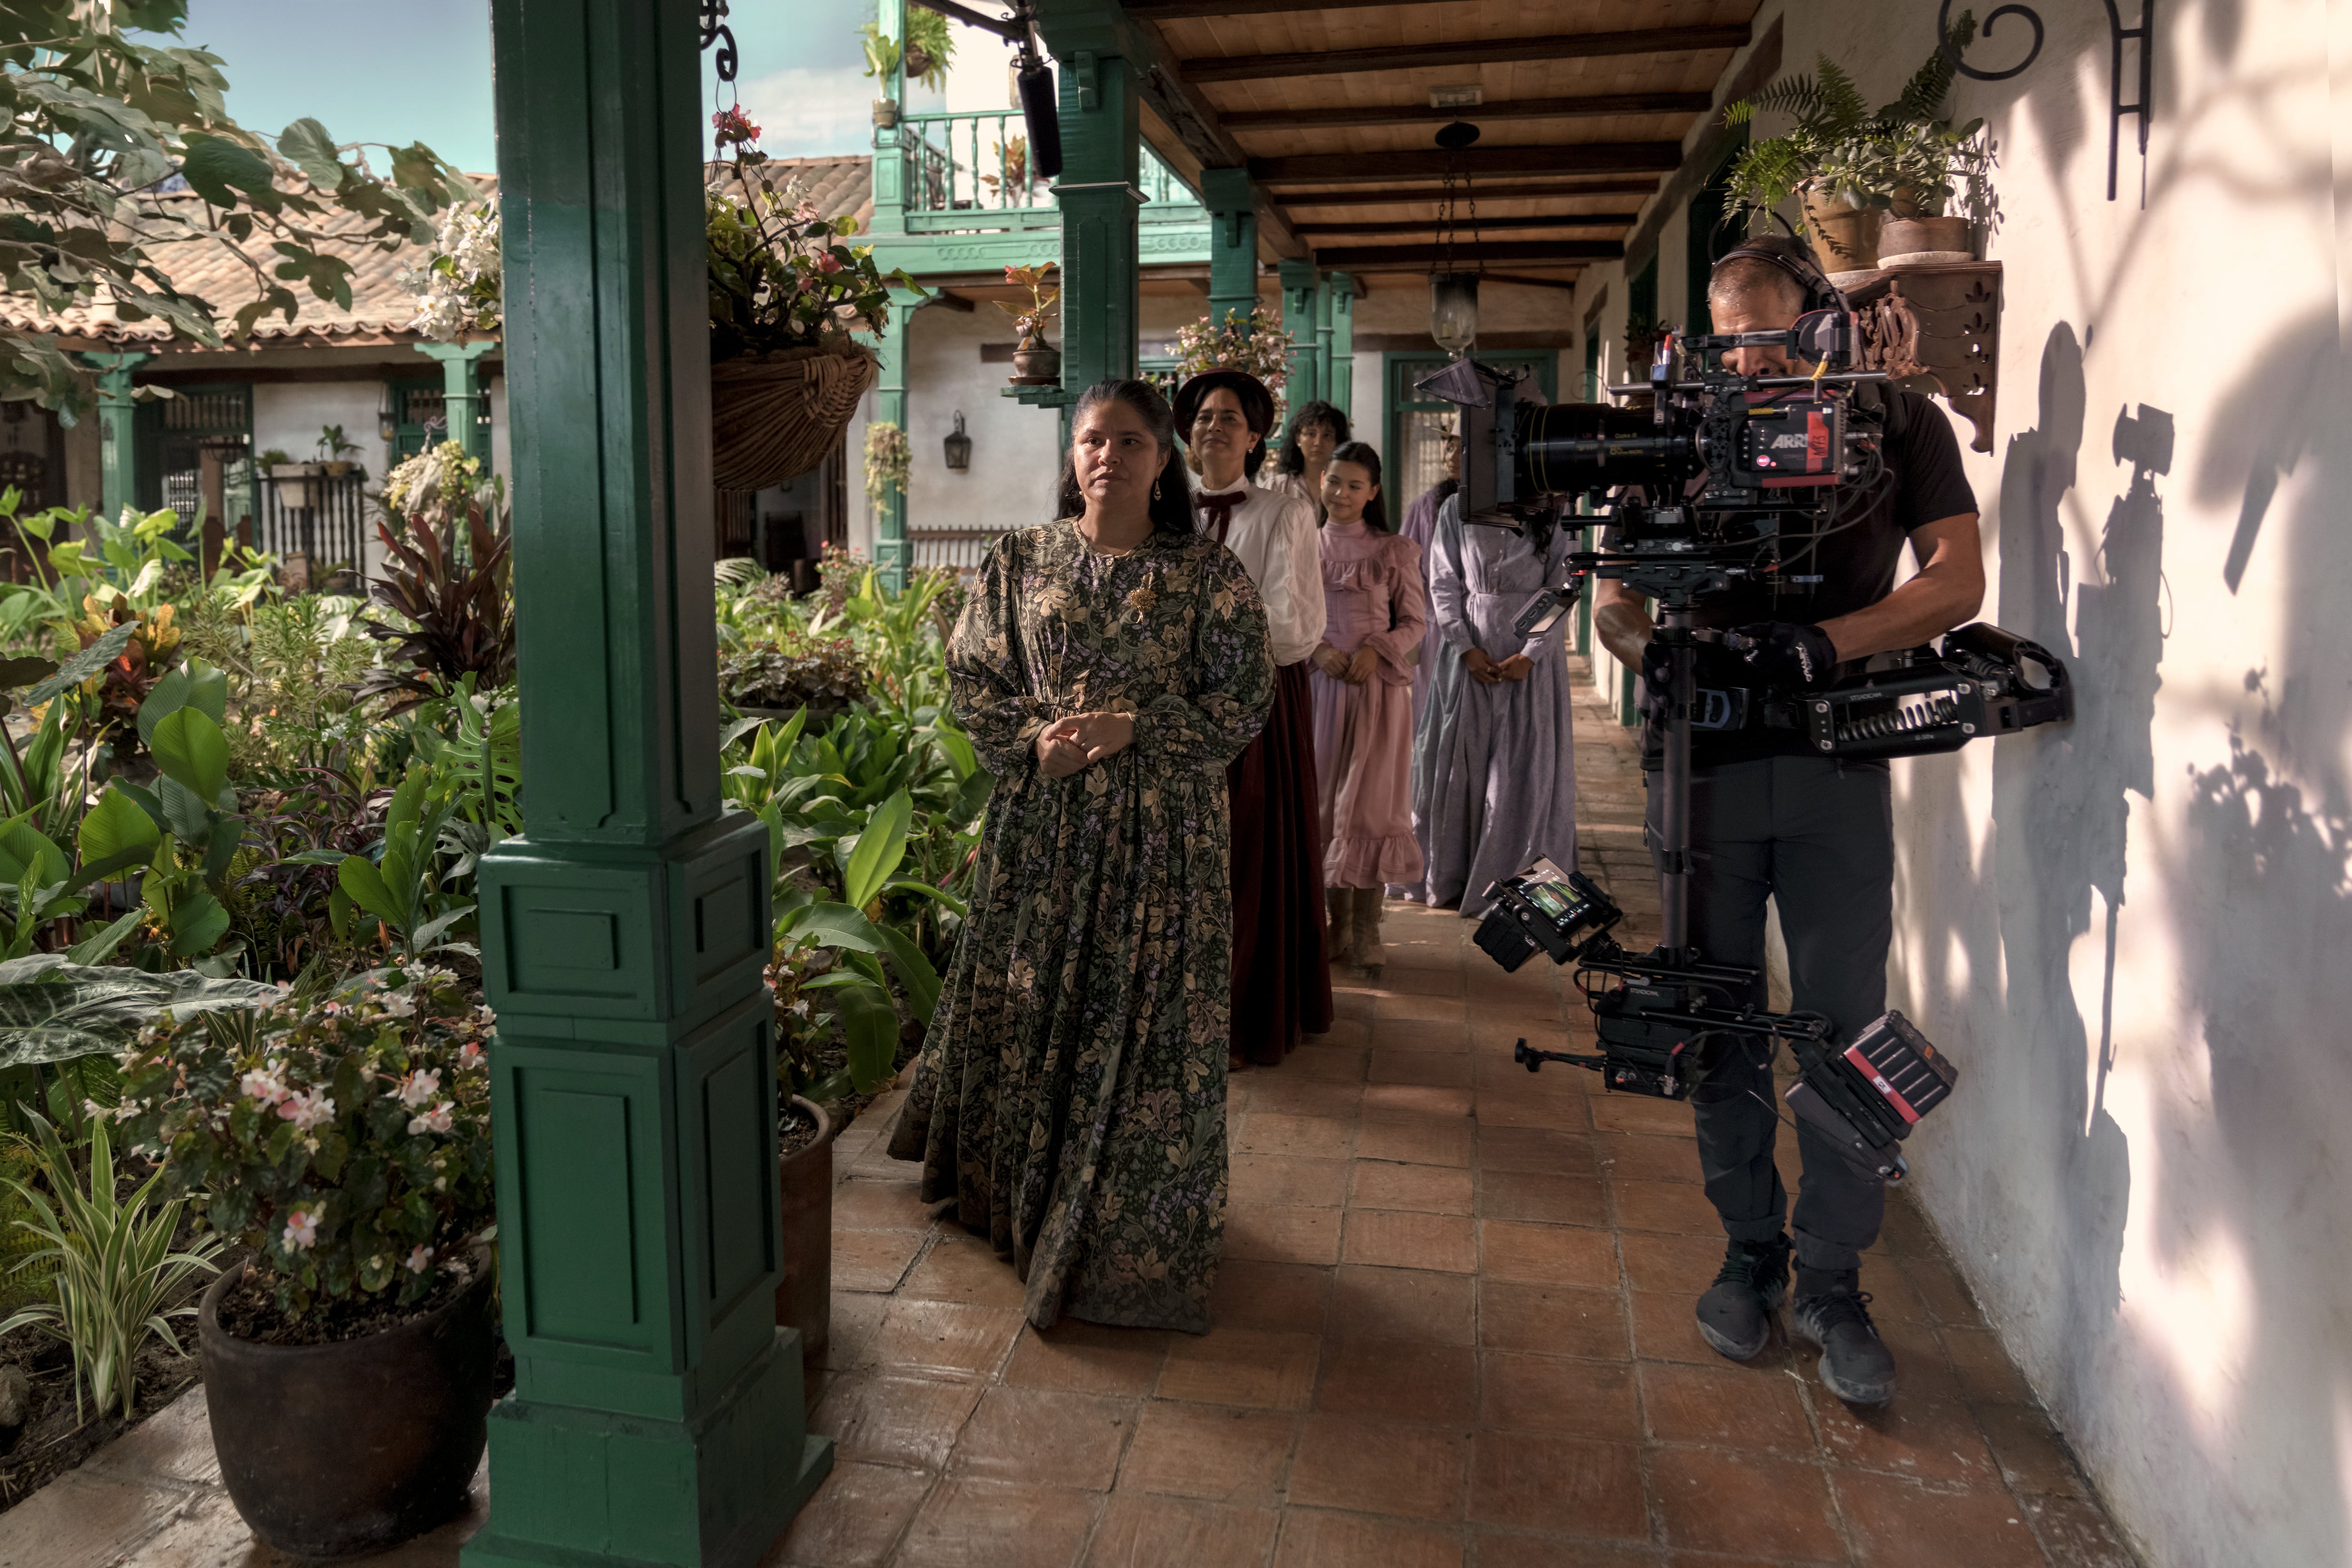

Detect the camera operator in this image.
[1589,235,1983,1406]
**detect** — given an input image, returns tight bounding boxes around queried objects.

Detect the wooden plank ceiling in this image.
[1124,0,1759,287]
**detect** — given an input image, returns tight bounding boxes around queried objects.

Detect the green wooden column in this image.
[1053,49,1142,390]
[416,340,498,462]
[1200,167,1257,333]
[1278,260,1322,408]
[85,352,150,521]
[461,6,830,1568]
[873,286,923,592]
[1324,272,1357,418]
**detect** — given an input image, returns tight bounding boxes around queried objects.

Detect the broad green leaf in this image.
[0,963,275,1066]
[65,907,144,966]
[135,659,227,745]
[834,977,900,1096]
[842,790,912,910]
[882,877,968,918]
[166,889,229,957]
[26,621,136,705]
[150,708,230,806]
[875,923,942,1026]
[0,655,56,690]
[179,133,278,210]
[276,118,349,191]
[0,817,69,891]
[781,901,888,955]
[336,855,401,930]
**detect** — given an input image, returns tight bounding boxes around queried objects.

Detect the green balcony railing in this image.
[899,110,1195,232]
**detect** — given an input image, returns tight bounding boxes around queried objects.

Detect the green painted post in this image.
[1278,260,1321,408]
[86,352,150,522]
[461,6,830,1568]
[873,286,923,592]
[1200,167,1257,334]
[1325,272,1357,419]
[416,340,498,463]
[1053,49,1142,390]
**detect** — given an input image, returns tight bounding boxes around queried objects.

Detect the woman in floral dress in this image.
[889,379,1275,1333]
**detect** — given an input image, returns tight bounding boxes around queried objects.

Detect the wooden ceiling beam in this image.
[1290,214,1638,237]
[1253,143,1682,183]
[1182,24,1751,84]
[1268,176,1663,207]
[1309,240,1624,266]
[1222,91,1713,132]
[1131,0,1502,17]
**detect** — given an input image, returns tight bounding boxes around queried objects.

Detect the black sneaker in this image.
[1694,1234,1791,1361]
[1790,1269,1898,1406]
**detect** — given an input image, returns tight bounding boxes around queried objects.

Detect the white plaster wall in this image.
[903,303,1064,533]
[251,382,385,473]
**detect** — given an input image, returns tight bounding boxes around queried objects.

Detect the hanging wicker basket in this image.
[711,344,878,492]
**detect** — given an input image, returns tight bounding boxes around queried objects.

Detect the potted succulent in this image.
[315,423,361,479]
[997,263,1061,383]
[118,968,499,1560]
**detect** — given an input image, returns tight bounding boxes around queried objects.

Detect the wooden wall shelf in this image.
[1842,261,2002,453]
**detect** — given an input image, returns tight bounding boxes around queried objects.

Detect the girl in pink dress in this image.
[1308,442,1428,979]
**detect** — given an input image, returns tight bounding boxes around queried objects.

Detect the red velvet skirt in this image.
[1229,661,1334,1063]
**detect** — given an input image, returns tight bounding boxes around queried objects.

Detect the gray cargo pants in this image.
[1644,754,1892,1271]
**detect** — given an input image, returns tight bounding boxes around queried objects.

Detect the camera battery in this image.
[1842,1010,1957,1126]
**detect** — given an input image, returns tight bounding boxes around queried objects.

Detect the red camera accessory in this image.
[1784,1009,1958,1182]
[1843,1011,1957,1125]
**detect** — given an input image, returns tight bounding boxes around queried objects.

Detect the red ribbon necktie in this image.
[1195,490,1247,544]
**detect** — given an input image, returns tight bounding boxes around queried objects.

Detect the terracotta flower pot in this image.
[775,1095,842,1361]
[1800,191,1881,273]
[199,1255,496,1559]
[1876,215,1975,265]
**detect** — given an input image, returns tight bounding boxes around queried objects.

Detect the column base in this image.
[461,1330,832,1568]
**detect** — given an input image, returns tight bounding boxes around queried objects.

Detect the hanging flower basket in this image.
[711,343,879,492]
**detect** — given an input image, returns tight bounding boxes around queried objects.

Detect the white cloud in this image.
[727,66,875,160]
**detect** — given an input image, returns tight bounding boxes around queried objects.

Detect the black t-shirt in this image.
[1647,386,1980,767]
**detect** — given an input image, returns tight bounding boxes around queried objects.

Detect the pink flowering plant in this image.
[113,967,495,1319]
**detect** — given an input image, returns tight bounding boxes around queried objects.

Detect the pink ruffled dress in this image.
[1309,521,1429,890]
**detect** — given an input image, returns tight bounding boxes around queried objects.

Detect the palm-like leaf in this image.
[358,499,515,715]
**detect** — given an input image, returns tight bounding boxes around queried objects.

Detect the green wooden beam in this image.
[414,340,498,464]
[84,352,150,522]
[1325,272,1356,418]
[461,6,829,1567]
[1278,259,1320,408]
[873,286,923,592]
[1053,48,1143,390]
[1201,167,1258,332]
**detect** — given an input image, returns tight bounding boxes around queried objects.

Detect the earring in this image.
[1152,478,1162,500]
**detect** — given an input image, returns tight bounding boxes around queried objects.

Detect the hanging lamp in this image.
[1428,119,1483,357]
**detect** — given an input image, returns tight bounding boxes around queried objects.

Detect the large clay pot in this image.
[199,1255,496,1559]
[775,1095,842,1361]
[1876,215,1975,265]
[1800,191,1880,273]
[1010,343,1060,383]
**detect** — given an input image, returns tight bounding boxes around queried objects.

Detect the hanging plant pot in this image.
[712,344,879,492]
[774,1095,843,1361]
[903,44,934,83]
[871,98,899,129]
[199,1253,497,1559]
[1877,215,1975,266]
[1800,190,1881,275]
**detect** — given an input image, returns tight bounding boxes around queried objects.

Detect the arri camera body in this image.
[1418,295,2069,1182]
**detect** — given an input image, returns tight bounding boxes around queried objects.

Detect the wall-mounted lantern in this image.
[943,411,972,472]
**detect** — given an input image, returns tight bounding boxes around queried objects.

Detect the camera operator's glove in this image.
[1728,621,1839,692]
[1639,636,1751,715]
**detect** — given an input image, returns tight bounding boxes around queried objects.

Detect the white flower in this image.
[392,1068,442,1109]
[240,1064,289,1105]
[457,1042,485,1069]
[408,1101,455,1136]
[277,1089,336,1130]
[405,1244,435,1274]
[378,991,418,1019]
[282,1209,319,1250]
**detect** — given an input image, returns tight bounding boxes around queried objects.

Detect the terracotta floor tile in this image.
[1351,1159,1475,1215]
[1287,1414,1473,1521]
[1315,1339,1479,1426]
[1618,1231,1728,1296]
[1157,1327,1323,1410]
[1476,1126,1601,1176]
[1384,964,1466,997]
[1937,1325,2035,1403]
[1378,991,1468,1024]
[2020,1492,2139,1568]
[1477,1170,1607,1226]
[1209,1258,1333,1334]
[1586,1094,1698,1137]
[892,1476,1100,1568]
[833,1228,927,1293]
[0,1469,203,1568]
[1649,1448,1842,1561]
[1473,1534,1660,1568]
[1227,1202,1346,1266]
[1231,1153,1352,1209]
[1313,1010,1374,1043]
[822,1291,893,1373]
[1473,1092,1593,1132]
[1245,1076,1368,1120]
[1478,1280,1631,1361]
[1862,1312,1962,1401]
[1467,1431,1649,1540]
[1479,1220,1620,1288]
[1370,1050,1476,1088]
[874,1298,1026,1383]
[1972,1401,2088,1498]
[1290,1044,1372,1082]
[1345,1208,1479,1273]
[948,1386,1138,1490]
[1591,1133,1705,1185]
[1637,1361,1814,1455]
[1473,1049,1596,1091]
[1236,1111,1359,1161]
[1328,1263,1476,1346]
[1812,1390,2000,1487]
[1609,1178,1724,1236]
[1833,1471,2045,1568]
[1358,1114,1476,1168]
[810,1373,984,1469]
[1271,1507,1466,1568]
[898,1234,1033,1309]
[1364,1083,1477,1120]
[1117,1401,1299,1503]
[831,1177,945,1232]
[1478,1351,1642,1442]
[1079,1493,1279,1568]
[1850,1261,1930,1322]
[1000,1321,1170,1397]
[1899,1254,1986,1327]
[772,1458,931,1566]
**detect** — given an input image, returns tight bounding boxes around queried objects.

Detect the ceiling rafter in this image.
[1311,239,1624,266]
[1220,91,1714,132]
[1267,177,1664,207]
[1251,144,1682,183]
[1181,23,1751,85]
[1129,0,1513,17]
[1290,214,1638,237]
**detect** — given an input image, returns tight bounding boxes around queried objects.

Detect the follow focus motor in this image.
[1417,288,2071,1182]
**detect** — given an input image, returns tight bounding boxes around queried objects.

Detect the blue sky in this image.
[165,1,1010,173]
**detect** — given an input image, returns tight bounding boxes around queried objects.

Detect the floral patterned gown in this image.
[889,520,1274,1332]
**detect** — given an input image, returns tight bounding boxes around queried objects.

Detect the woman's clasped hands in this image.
[1311,643,1382,685]
[1035,710,1137,777]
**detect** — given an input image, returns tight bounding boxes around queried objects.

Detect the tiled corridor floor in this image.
[0,664,2142,1568]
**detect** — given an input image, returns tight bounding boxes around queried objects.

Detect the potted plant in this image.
[997,263,1061,383]
[1171,304,1295,436]
[979,135,1030,205]
[860,24,902,126]
[117,968,499,1560]
[863,421,911,513]
[900,5,955,93]
[315,423,361,479]
[256,447,319,510]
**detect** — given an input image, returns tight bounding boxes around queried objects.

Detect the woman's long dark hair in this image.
[1277,399,1350,476]
[1325,440,1389,533]
[1052,379,1194,536]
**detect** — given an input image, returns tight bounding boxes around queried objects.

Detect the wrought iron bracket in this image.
[1938,0,2043,80]
[699,0,737,83]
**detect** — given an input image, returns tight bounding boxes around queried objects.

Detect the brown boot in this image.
[1326,888,1356,970]
[1353,887,1387,980]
